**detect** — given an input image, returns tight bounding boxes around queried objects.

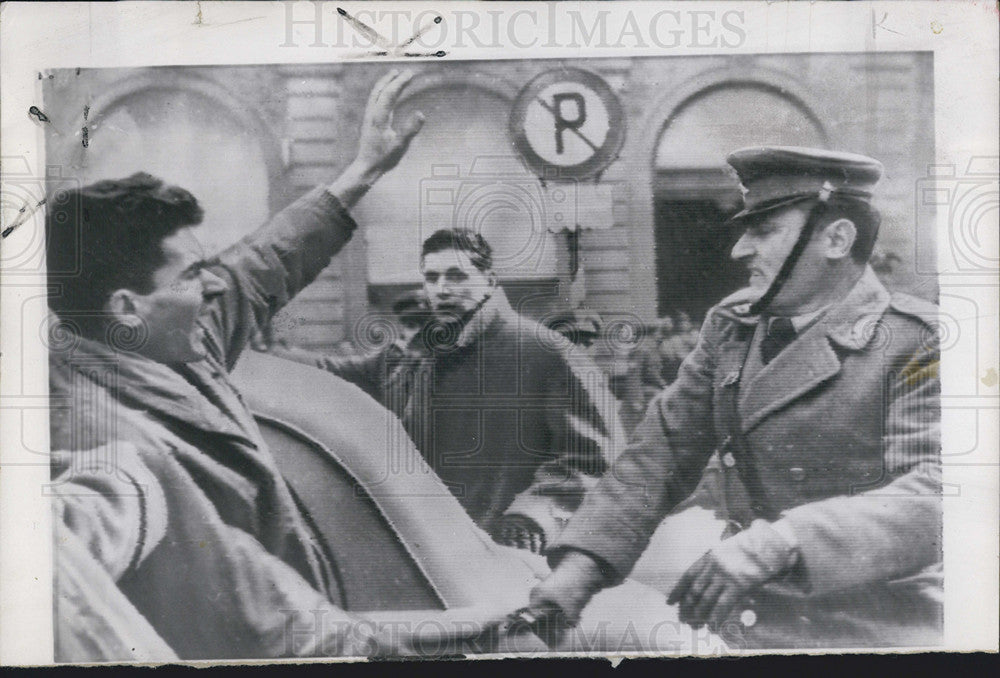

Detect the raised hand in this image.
[354,69,425,177]
[328,69,425,207]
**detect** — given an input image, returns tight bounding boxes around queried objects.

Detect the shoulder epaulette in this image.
[710,287,759,324]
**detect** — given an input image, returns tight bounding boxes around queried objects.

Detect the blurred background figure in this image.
[653,315,682,386]
[677,312,699,349]
[657,311,701,385]
[546,308,628,465]
[606,321,654,434]
[604,312,707,434]
[548,307,603,354]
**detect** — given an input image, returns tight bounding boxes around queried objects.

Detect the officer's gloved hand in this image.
[668,519,797,629]
[494,514,546,554]
[525,551,608,647]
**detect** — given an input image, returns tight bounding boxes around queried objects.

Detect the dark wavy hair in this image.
[46,172,204,335]
[420,228,493,272]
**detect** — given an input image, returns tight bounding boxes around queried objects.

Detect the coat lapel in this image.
[735,266,892,434]
[717,331,754,391]
[739,328,842,433]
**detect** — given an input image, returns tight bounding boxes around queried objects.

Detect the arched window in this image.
[652,84,826,318]
[83,85,273,256]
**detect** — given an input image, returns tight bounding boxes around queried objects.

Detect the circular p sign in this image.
[510,68,626,181]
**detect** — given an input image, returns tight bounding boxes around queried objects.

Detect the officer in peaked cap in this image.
[527,147,943,649]
[725,146,886,316]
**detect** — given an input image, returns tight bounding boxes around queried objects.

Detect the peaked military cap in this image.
[727,146,884,220]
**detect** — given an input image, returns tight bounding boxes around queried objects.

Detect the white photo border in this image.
[1,0,997,663]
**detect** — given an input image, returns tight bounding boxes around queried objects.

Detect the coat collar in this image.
[717,266,891,433]
[717,266,891,349]
[50,330,257,446]
[816,266,893,351]
[453,286,513,349]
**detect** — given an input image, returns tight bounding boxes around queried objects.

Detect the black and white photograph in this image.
[1,0,997,665]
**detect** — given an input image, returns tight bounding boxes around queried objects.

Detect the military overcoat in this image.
[550,267,943,648]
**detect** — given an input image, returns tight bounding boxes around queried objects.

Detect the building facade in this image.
[44,53,935,352]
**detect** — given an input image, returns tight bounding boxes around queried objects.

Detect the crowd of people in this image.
[603,312,700,433]
[43,69,942,660]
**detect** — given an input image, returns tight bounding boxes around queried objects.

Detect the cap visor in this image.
[728,194,816,222]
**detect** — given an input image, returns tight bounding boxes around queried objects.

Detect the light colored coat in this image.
[50,187,382,659]
[551,267,943,648]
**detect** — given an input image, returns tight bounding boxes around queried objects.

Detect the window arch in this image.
[655,82,828,171]
[647,79,827,319]
[79,73,282,257]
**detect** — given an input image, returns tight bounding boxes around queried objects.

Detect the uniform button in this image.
[789,467,806,481]
[722,452,737,468]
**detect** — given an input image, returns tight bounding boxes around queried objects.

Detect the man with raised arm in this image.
[46,71,424,659]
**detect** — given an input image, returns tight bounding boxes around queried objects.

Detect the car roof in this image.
[230,350,545,611]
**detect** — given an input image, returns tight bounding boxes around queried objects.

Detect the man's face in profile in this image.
[729,204,811,293]
[124,228,227,363]
[420,248,494,321]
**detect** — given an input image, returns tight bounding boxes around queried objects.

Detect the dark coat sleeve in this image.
[502,343,629,547]
[200,187,359,371]
[267,345,390,403]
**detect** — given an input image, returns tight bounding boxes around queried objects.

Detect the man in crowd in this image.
[46,70,424,659]
[301,251,622,555]
[528,147,943,648]
[607,318,670,433]
[411,229,621,554]
[545,307,628,468]
[657,313,698,384]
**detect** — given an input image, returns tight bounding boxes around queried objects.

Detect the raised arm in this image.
[201,71,424,368]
